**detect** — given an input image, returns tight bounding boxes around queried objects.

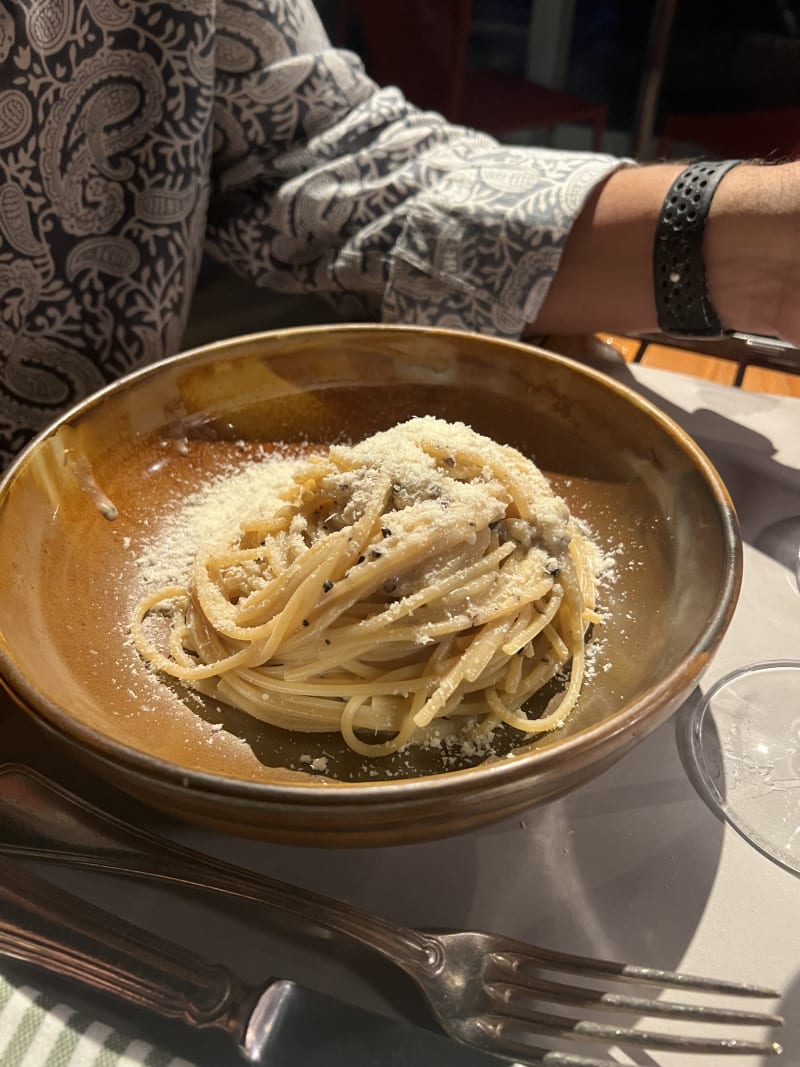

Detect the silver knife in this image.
[0,859,506,1066]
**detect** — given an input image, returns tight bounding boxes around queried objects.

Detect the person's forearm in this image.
[531,164,681,336]
[532,161,800,344]
[704,160,800,343]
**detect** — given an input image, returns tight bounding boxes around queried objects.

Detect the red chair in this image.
[338,0,607,150]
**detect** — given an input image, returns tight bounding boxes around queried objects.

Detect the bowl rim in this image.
[0,323,743,800]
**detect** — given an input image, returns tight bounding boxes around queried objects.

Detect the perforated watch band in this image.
[653,159,742,337]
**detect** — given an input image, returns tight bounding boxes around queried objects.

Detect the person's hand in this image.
[705,161,800,347]
[531,159,800,345]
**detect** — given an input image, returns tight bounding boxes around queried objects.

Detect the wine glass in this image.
[685,661,800,877]
[680,335,800,876]
[684,504,800,877]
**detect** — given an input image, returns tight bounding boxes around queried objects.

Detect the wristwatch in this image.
[652,159,741,338]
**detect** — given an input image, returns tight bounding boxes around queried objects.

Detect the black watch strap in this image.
[653,159,742,338]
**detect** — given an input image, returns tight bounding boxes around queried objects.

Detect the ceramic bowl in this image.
[0,325,741,845]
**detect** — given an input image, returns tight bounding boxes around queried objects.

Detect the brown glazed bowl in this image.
[0,325,741,846]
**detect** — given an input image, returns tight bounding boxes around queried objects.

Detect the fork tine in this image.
[477,1010,784,1056]
[486,972,785,1025]
[492,944,781,997]
[519,1054,622,1067]
[464,1037,625,1067]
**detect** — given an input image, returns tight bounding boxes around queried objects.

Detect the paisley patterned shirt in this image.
[0,0,623,466]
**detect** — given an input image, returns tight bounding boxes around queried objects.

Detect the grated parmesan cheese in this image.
[134,454,304,592]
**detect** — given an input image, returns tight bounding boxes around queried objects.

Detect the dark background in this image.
[315,0,800,156]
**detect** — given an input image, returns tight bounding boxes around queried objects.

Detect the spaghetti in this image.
[131,417,602,757]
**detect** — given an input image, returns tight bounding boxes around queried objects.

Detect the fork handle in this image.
[0,858,253,1039]
[0,764,436,973]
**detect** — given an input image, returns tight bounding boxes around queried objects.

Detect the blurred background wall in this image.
[323,0,800,161]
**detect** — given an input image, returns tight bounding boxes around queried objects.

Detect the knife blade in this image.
[0,859,507,1066]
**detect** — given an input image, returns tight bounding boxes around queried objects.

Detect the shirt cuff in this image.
[383,151,631,337]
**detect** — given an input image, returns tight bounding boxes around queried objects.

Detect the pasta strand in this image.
[131,418,603,760]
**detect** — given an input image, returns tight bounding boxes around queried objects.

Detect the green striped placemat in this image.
[0,976,196,1067]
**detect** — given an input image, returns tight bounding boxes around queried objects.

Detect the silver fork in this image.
[0,763,784,1064]
[0,858,518,1067]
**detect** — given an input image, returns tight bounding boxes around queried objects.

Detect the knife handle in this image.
[0,858,252,1041]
